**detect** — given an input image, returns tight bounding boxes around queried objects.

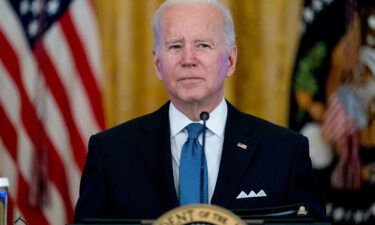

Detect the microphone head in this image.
[200,112,209,121]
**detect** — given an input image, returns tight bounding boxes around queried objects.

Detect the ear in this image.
[225,45,237,78]
[153,50,163,80]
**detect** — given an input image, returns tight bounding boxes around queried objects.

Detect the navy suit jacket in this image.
[74,101,325,222]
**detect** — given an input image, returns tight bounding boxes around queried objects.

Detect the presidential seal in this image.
[153,204,246,225]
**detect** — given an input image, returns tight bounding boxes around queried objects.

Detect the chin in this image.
[176,94,206,103]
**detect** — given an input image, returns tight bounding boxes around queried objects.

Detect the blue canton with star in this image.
[8,0,73,49]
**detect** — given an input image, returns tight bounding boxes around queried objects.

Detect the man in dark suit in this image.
[74,0,325,222]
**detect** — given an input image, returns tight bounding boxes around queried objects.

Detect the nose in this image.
[181,46,197,68]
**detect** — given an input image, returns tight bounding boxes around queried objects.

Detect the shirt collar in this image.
[169,98,227,139]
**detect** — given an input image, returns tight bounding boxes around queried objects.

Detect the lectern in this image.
[68,204,331,225]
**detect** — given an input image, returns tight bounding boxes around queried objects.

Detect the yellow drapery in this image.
[94,0,302,128]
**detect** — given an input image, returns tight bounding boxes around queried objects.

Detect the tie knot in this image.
[186,123,203,140]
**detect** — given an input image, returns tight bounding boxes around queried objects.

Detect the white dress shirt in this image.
[169,98,227,203]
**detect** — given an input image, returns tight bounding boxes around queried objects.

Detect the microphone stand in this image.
[200,112,209,204]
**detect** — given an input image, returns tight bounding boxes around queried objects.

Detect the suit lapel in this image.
[136,102,179,211]
[134,101,260,210]
[211,102,260,207]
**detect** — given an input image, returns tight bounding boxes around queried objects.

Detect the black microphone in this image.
[199,112,209,203]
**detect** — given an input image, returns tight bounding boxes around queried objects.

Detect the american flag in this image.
[322,89,361,190]
[0,0,105,224]
[322,93,357,143]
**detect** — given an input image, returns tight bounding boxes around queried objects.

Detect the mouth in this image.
[178,77,203,82]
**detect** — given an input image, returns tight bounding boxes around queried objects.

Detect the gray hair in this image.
[152,0,235,52]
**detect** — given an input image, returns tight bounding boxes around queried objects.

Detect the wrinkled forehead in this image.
[158,4,226,42]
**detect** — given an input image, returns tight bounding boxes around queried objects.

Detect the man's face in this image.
[153,4,237,106]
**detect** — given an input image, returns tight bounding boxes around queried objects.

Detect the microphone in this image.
[200,112,209,121]
[199,112,209,203]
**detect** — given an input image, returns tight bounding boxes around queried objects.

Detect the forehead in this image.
[159,4,226,41]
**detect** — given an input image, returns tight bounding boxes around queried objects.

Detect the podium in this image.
[69,204,331,225]
[70,220,330,225]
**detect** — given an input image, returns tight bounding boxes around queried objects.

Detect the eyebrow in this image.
[195,39,213,43]
[164,39,215,45]
[165,39,183,46]
[195,39,215,45]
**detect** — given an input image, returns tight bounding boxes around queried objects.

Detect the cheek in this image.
[210,55,229,77]
[159,64,178,87]
[160,56,180,75]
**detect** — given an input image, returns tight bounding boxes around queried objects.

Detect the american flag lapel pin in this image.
[237,142,247,150]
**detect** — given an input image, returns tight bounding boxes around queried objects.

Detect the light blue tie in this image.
[179,123,208,205]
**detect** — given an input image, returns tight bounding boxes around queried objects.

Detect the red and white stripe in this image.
[322,94,357,144]
[322,92,361,190]
[0,0,105,224]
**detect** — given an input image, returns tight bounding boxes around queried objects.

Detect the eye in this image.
[197,43,211,48]
[169,44,182,50]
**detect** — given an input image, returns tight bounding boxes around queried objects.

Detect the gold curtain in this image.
[94,0,303,128]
